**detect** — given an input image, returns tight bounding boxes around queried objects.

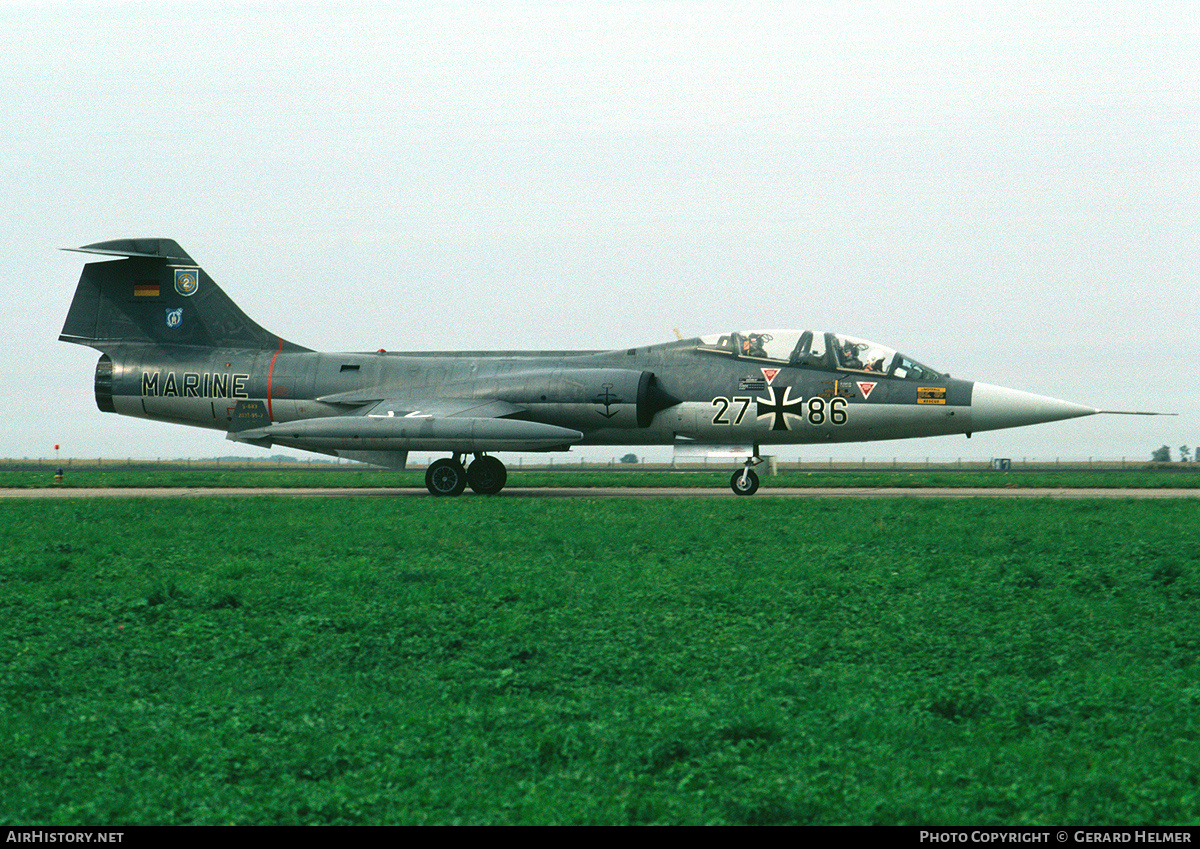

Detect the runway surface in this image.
[4,487,1200,499]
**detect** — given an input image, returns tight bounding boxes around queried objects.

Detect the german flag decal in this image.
[134,283,159,297]
[917,386,946,405]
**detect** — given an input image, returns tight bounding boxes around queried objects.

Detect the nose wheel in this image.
[730,455,762,496]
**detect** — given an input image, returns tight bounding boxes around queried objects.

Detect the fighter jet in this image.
[60,238,1108,495]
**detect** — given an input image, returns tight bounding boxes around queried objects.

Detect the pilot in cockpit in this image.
[742,333,770,358]
[840,340,864,370]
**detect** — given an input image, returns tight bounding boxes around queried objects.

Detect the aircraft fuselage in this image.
[103,340,977,449]
[62,239,1101,495]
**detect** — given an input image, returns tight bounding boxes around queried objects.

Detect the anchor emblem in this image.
[595,383,623,419]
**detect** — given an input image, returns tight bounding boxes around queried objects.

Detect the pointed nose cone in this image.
[970,383,1099,433]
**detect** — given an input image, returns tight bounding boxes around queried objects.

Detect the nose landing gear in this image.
[730,455,762,496]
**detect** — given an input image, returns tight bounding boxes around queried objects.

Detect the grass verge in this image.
[3,466,1200,489]
[3,497,1199,824]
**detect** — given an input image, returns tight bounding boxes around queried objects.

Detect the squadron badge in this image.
[165,307,183,329]
[174,268,199,297]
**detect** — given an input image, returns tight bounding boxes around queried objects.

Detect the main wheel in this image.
[426,458,467,496]
[467,456,507,494]
[730,468,760,496]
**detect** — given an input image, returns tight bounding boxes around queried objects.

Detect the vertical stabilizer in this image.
[59,239,307,352]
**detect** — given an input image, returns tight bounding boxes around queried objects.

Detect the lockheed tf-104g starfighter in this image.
[61,239,1115,495]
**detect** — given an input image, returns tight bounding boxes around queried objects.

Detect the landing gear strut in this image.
[424,454,508,496]
[730,455,762,496]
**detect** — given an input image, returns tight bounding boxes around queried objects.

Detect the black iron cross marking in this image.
[757,385,805,431]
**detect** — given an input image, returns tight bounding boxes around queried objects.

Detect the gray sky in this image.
[4,0,1196,464]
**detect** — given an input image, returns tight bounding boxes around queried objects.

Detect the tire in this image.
[467,456,507,494]
[730,468,760,496]
[426,458,467,496]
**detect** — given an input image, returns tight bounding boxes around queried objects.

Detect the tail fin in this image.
[59,239,308,352]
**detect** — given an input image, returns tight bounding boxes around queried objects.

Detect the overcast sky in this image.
[3,0,1196,464]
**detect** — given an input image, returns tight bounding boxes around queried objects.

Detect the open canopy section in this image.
[697,330,944,381]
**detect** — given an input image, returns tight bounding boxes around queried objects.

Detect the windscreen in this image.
[698,330,942,380]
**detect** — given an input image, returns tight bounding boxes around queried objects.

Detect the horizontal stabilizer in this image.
[63,239,194,262]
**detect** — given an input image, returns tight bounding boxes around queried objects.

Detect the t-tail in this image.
[59,239,307,353]
[60,238,309,425]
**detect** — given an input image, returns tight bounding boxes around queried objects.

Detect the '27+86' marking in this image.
[712,390,848,431]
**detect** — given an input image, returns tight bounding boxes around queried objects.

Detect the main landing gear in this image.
[424,454,508,496]
[730,455,763,496]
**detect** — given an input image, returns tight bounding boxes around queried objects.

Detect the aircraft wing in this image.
[226,398,583,453]
[359,398,528,420]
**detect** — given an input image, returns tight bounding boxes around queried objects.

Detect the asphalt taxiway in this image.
[3,487,1199,499]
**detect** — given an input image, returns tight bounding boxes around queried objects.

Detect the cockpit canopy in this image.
[697,330,944,381]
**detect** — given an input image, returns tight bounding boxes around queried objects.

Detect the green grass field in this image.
[4,497,1199,824]
[3,464,1200,489]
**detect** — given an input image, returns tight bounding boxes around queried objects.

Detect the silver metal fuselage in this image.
[59,239,1111,494]
[98,338,1095,455]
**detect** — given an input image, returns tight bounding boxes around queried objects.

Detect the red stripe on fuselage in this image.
[266,337,282,421]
